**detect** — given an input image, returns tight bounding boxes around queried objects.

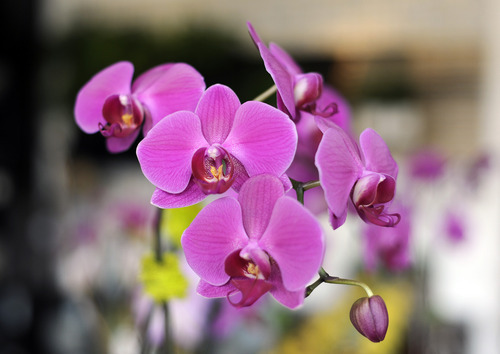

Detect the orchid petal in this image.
[359,128,398,178]
[238,174,285,239]
[330,207,348,230]
[150,183,206,209]
[105,128,140,154]
[137,111,206,194]
[197,279,235,298]
[268,264,304,309]
[133,63,205,133]
[256,42,296,118]
[228,278,273,308]
[75,61,133,133]
[247,22,264,47]
[224,101,297,177]
[260,196,324,291]
[269,43,302,76]
[279,173,293,193]
[315,125,363,218]
[227,156,249,192]
[181,197,248,286]
[195,84,240,144]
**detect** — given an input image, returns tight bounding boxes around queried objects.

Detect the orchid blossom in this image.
[248,22,341,122]
[181,174,325,309]
[74,61,205,153]
[315,124,400,229]
[137,84,297,208]
[286,86,353,213]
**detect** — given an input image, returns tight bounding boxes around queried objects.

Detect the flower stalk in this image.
[253,85,277,102]
[305,267,374,298]
[153,208,173,354]
[290,178,321,205]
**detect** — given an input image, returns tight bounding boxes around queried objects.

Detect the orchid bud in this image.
[349,295,389,343]
[350,295,389,342]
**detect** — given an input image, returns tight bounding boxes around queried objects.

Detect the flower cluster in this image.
[74,22,399,342]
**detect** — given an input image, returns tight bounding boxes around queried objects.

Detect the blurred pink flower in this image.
[363,204,412,272]
[75,61,205,153]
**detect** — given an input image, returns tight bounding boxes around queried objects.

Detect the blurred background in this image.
[1,0,500,353]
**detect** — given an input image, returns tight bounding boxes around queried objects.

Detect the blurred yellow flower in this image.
[140,253,189,302]
[161,204,202,247]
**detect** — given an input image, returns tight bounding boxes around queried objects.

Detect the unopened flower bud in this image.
[349,295,389,342]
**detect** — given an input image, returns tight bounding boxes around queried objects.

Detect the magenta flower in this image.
[181,174,325,309]
[363,204,411,272]
[315,124,400,229]
[248,23,338,121]
[286,86,353,214]
[409,149,447,181]
[443,210,466,243]
[74,61,205,153]
[137,84,297,208]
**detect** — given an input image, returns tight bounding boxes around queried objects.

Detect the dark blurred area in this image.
[0,0,45,352]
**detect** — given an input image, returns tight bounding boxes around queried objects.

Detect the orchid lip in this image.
[224,248,273,307]
[191,144,235,195]
[100,94,145,138]
[352,173,400,227]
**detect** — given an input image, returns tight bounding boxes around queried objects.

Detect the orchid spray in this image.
[73,22,401,350]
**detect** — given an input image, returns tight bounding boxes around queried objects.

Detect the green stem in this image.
[324,277,374,298]
[290,178,305,205]
[303,180,321,191]
[290,179,321,205]
[305,267,374,298]
[253,85,277,102]
[153,208,174,354]
[154,208,163,263]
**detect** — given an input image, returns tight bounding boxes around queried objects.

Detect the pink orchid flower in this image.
[315,124,400,229]
[286,86,353,214]
[137,84,297,208]
[181,174,325,309]
[74,61,205,153]
[247,22,341,122]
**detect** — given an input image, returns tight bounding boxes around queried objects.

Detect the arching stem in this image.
[253,85,277,102]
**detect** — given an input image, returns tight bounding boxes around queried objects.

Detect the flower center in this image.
[99,94,145,138]
[224,249,273,308]
[246,263,260,278]
[293,72,323,110]
[191,144,235,194]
